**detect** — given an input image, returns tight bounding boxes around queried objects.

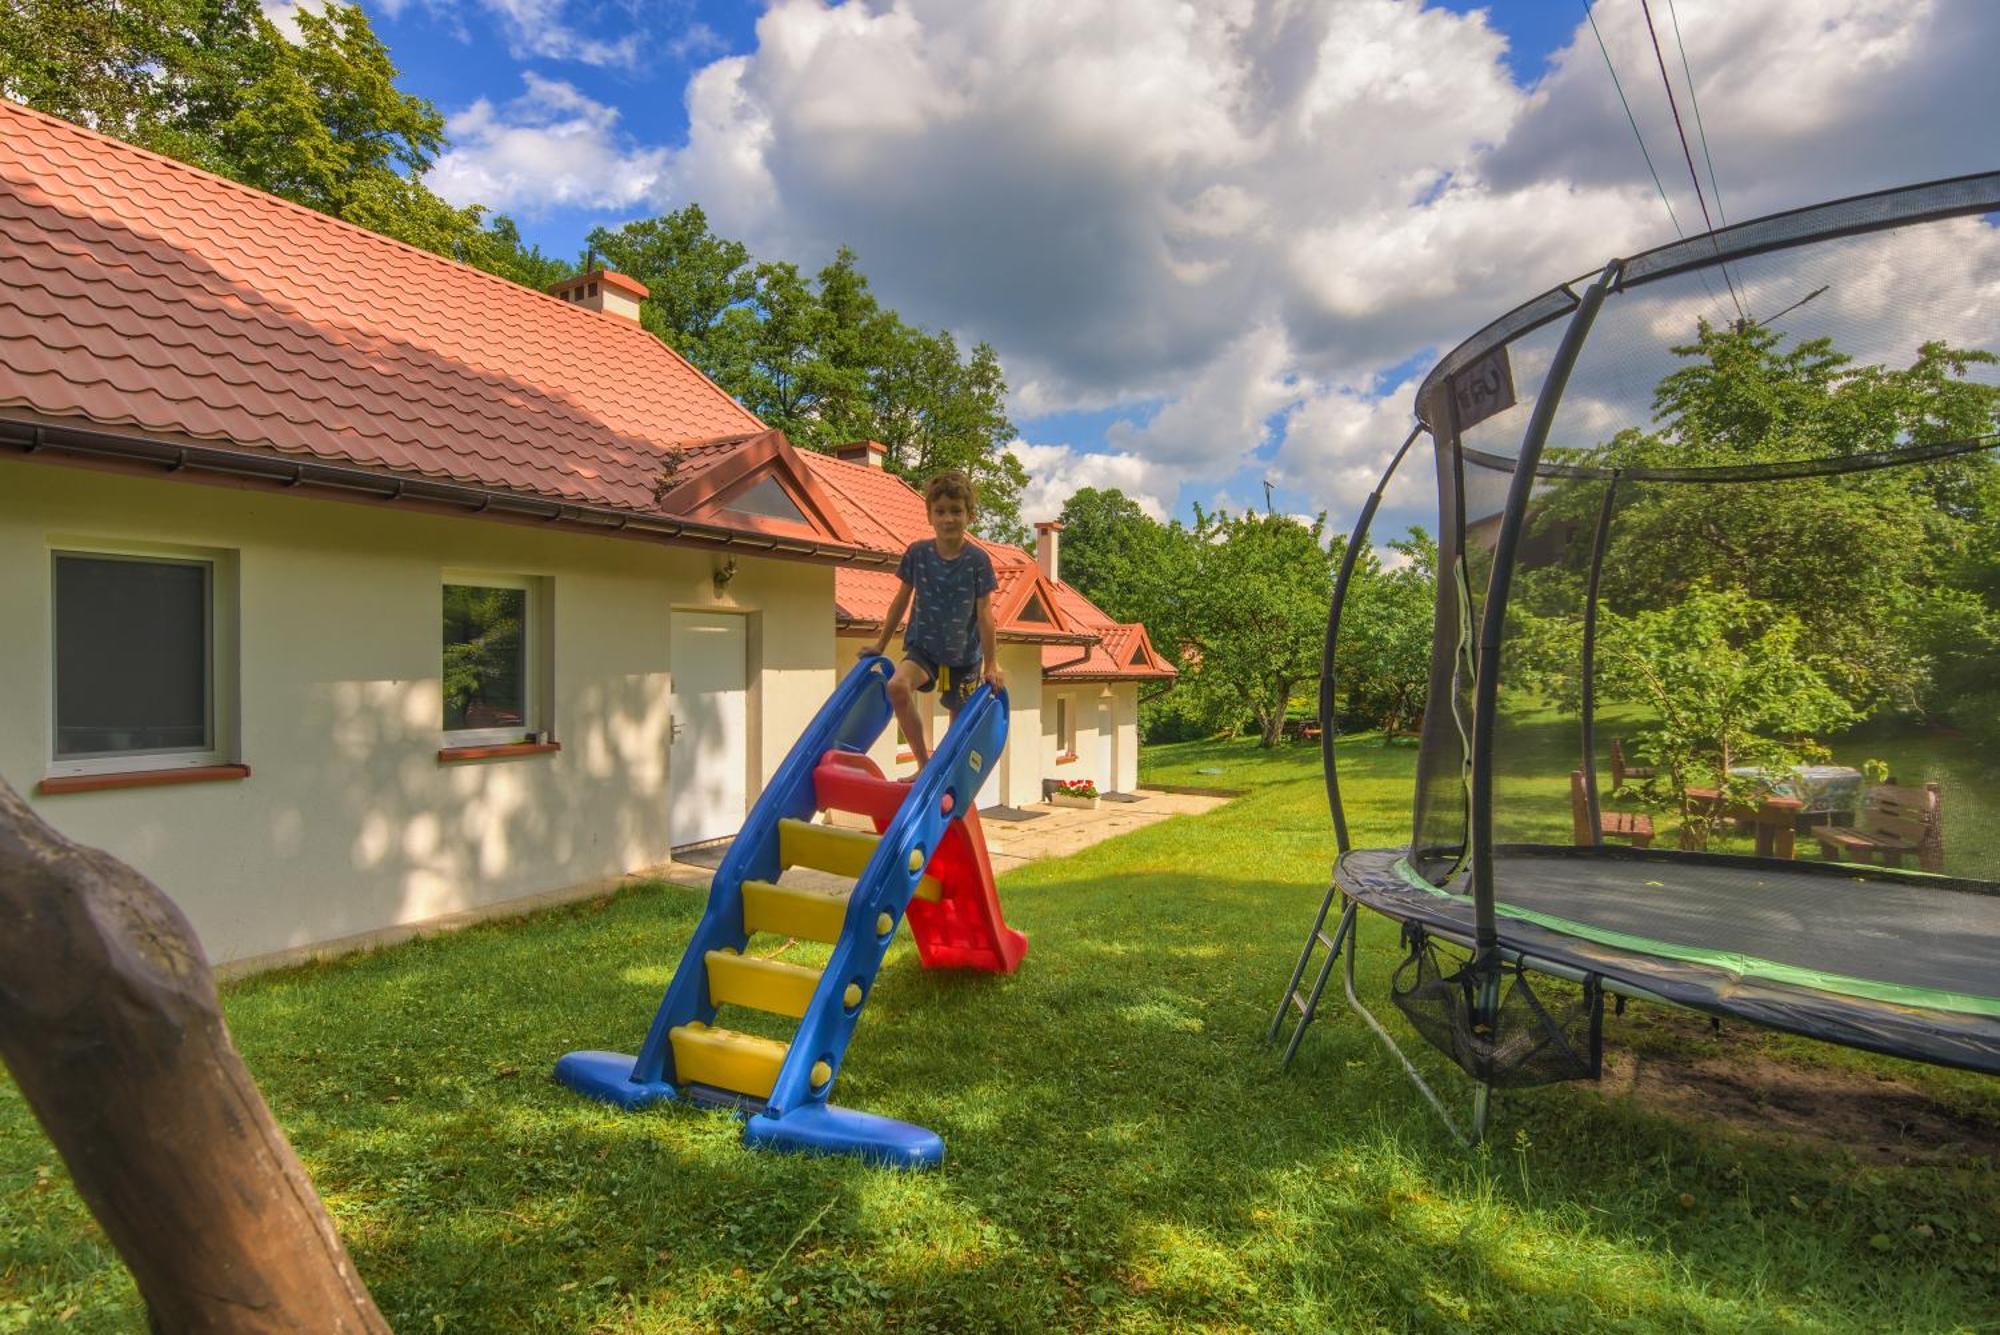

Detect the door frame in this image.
[667,607,755,850]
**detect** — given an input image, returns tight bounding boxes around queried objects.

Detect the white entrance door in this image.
[1097,703,1115,793]
[668,611,748,847]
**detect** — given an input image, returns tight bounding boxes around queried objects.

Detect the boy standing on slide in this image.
[861,471,1007,767]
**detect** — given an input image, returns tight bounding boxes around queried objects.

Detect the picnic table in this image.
[1684,786,1807,858]
[1727,765,1865,818]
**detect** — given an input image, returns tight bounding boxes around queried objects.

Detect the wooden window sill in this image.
[1055,751,1079,765]
[38,764,251,795]
[439,741,561,763]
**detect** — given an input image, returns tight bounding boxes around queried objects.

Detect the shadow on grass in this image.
[6,836,1998,1330]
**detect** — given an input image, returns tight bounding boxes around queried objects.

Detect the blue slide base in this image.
[743,1104,945,1170]
[553,1050,676,1110]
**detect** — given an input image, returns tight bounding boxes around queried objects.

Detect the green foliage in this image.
[1057,486,1195,644]
[1178,508,1337,747]
[1528,323,2000,723]
[1591,586,1857,844]
[1335,527,1436,734]
[585,215,1026,537]
[586,205,753,371]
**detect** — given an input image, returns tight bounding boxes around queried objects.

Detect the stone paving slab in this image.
[658,787,1232,890]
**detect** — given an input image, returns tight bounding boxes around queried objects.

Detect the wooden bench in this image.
[1609,738,1655,787]
[1814,782,1942,872]
[1683,785,1806,858]
[1571,770,1654,847]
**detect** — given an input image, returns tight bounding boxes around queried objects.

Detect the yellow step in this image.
[668,1021,789,1099]
[705,949,822,1019]
[742,879,851,943]
[776,818,943,899]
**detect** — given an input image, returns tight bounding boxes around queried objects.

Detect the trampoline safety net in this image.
[1315,173,2000,1092]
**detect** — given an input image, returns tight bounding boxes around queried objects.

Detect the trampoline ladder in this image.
[1270,884,1482,1148]
[1267,879,1353,1067]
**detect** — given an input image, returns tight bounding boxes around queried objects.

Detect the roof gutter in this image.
[834,613,1097,646]
[0,416,900,569]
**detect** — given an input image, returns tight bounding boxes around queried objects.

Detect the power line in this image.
[1582,0,1686,239]
[1637,0,1748,323]
[1582,0,1729,325]
[1664,0,1729,228]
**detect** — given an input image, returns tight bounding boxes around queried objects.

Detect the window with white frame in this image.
[50,548,234,775]
[442,575,548,743]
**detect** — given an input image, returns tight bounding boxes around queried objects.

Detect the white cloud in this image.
[423,0,1992,525]
[1005,441,1174,524]
[1102,324,1300,473]
[259,0,329,41]
[427,74,670,213]
[1272,375,1430,525]
[454,0,642,68]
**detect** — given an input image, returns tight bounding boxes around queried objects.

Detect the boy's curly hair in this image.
[924,470,977,515]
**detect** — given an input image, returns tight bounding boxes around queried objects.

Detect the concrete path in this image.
[659,787,1233,890]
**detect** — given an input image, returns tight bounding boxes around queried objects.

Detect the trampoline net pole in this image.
[1321,424,1426,853]
[1466,260,1623,962]
[1577,476,1622,843]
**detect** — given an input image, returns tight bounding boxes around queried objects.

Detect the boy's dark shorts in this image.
[904,650,982,712]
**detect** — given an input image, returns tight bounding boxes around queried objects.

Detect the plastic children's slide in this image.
[555,655,1026,1168]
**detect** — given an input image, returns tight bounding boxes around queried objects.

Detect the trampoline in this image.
[1272,174,2000,1143]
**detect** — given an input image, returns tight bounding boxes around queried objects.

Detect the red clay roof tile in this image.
[805,450,1170,676]
[0,101,865,543]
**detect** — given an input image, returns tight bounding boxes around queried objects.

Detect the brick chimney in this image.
[1035,520,1064,583]
[833,440,888,469]
[547,268,648,322]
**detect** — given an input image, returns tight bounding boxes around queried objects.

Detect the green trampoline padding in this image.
[1386,856,2000,1018]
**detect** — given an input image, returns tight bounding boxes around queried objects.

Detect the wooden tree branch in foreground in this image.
[0,777,388,1332]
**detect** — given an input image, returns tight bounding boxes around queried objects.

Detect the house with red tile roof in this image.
[0,99,1168,968]
[804,447,1175,801]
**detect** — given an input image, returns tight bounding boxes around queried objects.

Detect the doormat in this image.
[979,805,1048,822]
[1100,792,1145,803]
[673,840,733,870]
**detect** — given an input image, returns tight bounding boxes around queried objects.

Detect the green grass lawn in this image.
[4,736,1998,1332]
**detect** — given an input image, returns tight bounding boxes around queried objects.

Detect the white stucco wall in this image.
[995,642,1043,808]
[0,458,835,964]
[1042,682,1142,795]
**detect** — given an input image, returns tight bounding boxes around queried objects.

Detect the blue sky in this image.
[333,0,1998,540]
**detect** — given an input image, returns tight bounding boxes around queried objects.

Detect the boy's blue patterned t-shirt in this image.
[898,539,998,665]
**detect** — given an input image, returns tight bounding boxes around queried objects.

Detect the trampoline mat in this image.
[1336,847,2000,1074]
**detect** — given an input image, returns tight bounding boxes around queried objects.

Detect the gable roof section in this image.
[1043,581,1178,681]
[653,430,856,544]
[0,101,880,561]
[804,451,1094,643]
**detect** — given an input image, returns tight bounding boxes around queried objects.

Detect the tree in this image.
[586,205,754,369]
[1336,527,1435,734]
[473,214,576,292]
[1524,323,2000,722]
[1056,486,1196,646]
[868,323,1025,543]
[1593,586,1857,847]
[1176,508,1337,747]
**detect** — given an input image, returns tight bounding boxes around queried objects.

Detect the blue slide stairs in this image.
[554,655,1007,1168]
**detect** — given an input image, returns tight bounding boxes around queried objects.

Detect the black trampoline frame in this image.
[1275,172,2000,1144]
